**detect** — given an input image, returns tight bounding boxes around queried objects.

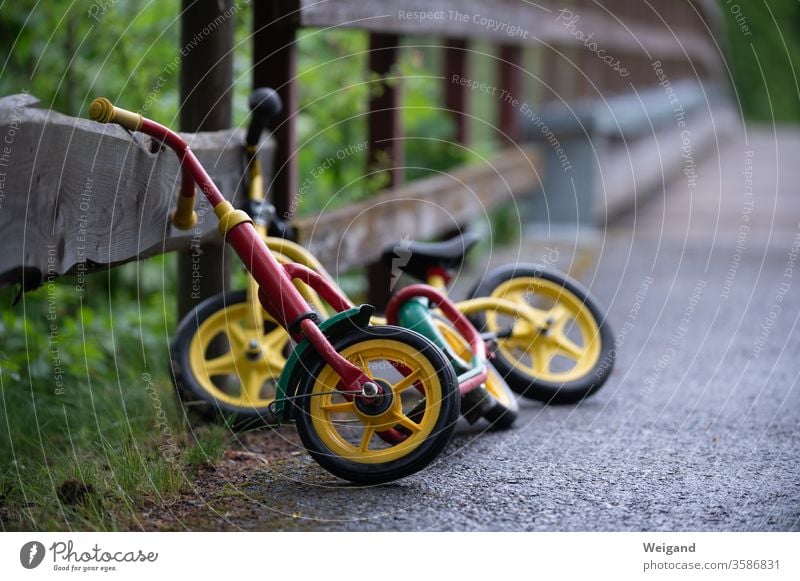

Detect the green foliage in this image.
[0,1,182,120]
[465,41,501,152]
[722,0,800,122]
[293,30,380,215]
[400,44,469,182]
[0,258,186,530]
[292,32,473,215]
[0,1,255,127]
[183,425,229,467]
[0,4,471,214]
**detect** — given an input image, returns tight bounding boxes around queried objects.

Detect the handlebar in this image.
[88,98,143,132]
[88,96,239,233]
[86,96,336,341]
[89,89,284,234]
[244,88,292,239]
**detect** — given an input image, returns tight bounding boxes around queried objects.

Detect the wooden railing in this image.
[253,0,723,303]
[0,94,263,291]
[255,0,722,214]
[0,0,724,304]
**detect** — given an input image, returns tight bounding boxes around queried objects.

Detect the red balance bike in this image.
[168,89,519,433]
[88,96,497,484]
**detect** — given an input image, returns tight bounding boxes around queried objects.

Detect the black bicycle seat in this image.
[381,231,481,281]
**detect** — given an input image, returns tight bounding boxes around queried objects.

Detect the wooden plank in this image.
[0,96,536,289]
[295,145,541,272]
[297,0,720,70]
[0,94,274,290]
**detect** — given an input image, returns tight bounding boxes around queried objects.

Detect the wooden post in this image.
[498,44,522,144]
[253,0,299,221]
[542,45,559,103]
[441,40,471,250]
[367,33,404,186]
[366,33,403,310]
[177,0,235,318]
[443,39,470,145]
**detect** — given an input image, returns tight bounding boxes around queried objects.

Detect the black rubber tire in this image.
[293,325,460,485]
[170,290,287,427]
[482,363,520,430]
[468,264,615,404]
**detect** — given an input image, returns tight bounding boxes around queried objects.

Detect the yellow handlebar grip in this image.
[89,97,143,131]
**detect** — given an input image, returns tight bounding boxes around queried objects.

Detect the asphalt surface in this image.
[179,128,800,531]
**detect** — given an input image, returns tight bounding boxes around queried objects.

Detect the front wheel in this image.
[293,326,460,485]
[433,318,518,430]
[468,265,615,404]
[481,365,520,429]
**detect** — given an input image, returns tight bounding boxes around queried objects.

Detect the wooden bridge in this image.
[0,0,728,312]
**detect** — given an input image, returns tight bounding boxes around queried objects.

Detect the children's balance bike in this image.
[88,95,470,485]
[382,237,616,405]
[169,89,519,430]
[167,89,615,433]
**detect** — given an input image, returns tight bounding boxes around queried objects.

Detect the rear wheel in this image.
[468,265,615,404]
[170,290,292,426]
[293,326,460,485]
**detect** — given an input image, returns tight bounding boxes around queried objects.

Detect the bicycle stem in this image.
[88,97,370,393]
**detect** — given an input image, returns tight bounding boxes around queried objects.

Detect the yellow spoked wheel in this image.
[293,325,460,484]
[468,265,615,404]
[488,278,600,382]
[170,290,292,424]
[434,318,518,429]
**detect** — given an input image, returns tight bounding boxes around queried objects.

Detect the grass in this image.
[0,257,229,531]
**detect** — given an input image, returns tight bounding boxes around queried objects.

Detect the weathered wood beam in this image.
[295,144,541,273]
[0,93,540,289]
[0,95,273,290]
[297,0,720,71]
[0,96,538,291]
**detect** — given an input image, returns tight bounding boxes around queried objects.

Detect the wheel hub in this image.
[245,339,262,360]
[355,379,394,416]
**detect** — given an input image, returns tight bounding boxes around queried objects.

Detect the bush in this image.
[723,0,800,122]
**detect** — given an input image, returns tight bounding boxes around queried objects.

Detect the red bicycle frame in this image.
[89,98,371,394]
